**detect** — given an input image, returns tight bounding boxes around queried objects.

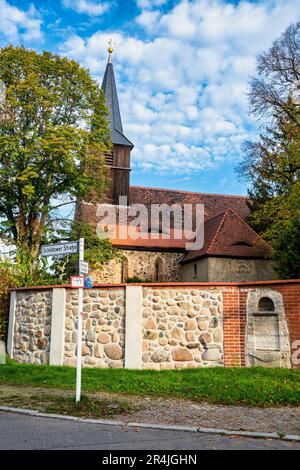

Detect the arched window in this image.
[154,257,163,282]
[258,297,275,313]
[121,258,128,283]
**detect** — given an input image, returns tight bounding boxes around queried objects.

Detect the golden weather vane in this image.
[108,39,116,63]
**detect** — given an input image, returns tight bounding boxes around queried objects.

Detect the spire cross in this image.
[108,39,116,63]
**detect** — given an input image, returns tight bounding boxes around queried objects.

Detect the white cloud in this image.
[0,0,43,43]
[63,0,109,17]
[136,10,160,31]
[60,0,300,176]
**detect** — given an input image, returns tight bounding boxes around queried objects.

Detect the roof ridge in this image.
[207,209,230,255]
[205,209,230,223]
[130,185,248,199]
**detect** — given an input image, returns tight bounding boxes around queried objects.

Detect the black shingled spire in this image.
[101,61,134,148]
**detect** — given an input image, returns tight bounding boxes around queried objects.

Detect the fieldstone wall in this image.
[92,250,183,283]
[8,281,298,370]
[13,290,52,364]
[63,288,126,368]
[142,287,223,369]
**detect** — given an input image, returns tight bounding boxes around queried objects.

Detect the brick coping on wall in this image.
[8,279,300,292]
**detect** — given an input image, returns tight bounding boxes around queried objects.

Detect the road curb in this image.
[128,422,199,432]
[1,406,300,442]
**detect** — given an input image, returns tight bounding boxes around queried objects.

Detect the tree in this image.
[249,23,300,127]
[52,219,123,280]
[0,46,111,272]
[272,218,300,279]
[238,23,300,278]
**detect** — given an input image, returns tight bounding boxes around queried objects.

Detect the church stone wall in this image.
[96,252,275,284]
[92,250,183,283]
[181,257,275,282]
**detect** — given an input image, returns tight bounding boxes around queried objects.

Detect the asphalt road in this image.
[0,412,299,450]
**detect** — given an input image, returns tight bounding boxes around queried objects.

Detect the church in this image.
[78,46,274,284]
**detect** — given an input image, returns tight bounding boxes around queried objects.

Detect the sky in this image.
[0,0,299,195]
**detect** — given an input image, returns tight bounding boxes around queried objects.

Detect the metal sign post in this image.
[76,238,84,403]
[41,238,87,403]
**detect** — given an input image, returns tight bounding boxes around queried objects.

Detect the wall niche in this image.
[245,289,291,368]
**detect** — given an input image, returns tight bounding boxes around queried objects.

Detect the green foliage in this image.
[0,45,111,270]
[240,106,300,279]
[272,218,300,279]
[0,391,134,419]
[0,257,63,341]
[52,220,123,280]
[238,24,300,278]
[2,358,300,407]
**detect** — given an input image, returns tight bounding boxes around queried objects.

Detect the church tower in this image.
[101,43,134,205]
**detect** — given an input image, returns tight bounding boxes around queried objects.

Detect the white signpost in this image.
[41,238,86,402]
[76,238,85,403]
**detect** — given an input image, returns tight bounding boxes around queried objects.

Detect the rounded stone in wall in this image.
[81,345,91,356]
[202,348,221,361]
[152,348,168,363]
[97,333,110,344]
[199,332,212,345]
[213,328,223,343]
[104,344,123,360]
[187,342,199,349]
[172,348,193,362]
[143,330,159,340]
[37,338,47,350]
[65,318,74,330]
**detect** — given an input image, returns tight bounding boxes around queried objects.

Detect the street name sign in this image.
[41,241,79,257]
[79,260,89,275]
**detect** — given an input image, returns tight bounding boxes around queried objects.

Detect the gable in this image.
[182,209,271,263]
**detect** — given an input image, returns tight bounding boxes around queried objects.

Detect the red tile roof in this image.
[181,209,271,263]
[129,186,250,222]
[78,186,270,260]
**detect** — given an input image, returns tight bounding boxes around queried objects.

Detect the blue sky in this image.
[0,0,299,195]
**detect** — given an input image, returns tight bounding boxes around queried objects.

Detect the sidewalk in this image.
[1,385,299,436]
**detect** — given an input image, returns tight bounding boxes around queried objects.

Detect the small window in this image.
[104,152,113,167]
[258,297,275,313]
[193,263,198,278]
[231,241,252,247]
